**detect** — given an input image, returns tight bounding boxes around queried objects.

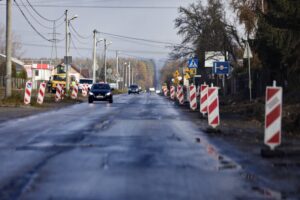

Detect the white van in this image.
[78,78,93,91]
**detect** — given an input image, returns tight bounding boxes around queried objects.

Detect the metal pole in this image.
[92,30,97,83]
[104,39,107,83]
[128,61,131,86]
[247,40,252,101]
[116,51,119,89]
[5,0,12,97]
[65,10,70,93]
[131,65,134,84]
[125,63,127,87]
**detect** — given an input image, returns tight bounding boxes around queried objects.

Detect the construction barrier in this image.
[61,86,65,100]
[177,85,184,105]
[264,81,282,150]
[82,84,88,97]
[55,84,62,102]
[170,86,175,100]
[24,81,32,105]
[189,85,197,110]
[164,87,168,97]
[200,84,208,115]
[71,84,78,99]
[207,86,220,128]
[37,82,46,104]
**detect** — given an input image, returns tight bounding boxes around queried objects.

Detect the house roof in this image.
[56,63,90,78]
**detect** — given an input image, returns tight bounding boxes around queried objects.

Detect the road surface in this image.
[0,93,287,199]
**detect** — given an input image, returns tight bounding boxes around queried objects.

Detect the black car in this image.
[88,83,113,103]
[128,84,139,94]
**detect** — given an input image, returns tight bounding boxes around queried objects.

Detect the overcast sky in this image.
[0,0,200,62]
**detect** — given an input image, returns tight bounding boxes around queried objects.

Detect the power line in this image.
[0,4,178,9]
[24,0,65,22]
[69,23,93,40]
[99,31,179,46]
[14,0,52,42]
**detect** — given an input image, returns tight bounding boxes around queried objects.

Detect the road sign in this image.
[188,58,198,68]
[184,73,191,80]
[264,83,282,150]
[107,68,112,74]
[213,61,230,74]
[243,42,253,59]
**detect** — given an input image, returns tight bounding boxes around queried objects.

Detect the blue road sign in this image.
[188,58,198,68]
[213,61,230,74]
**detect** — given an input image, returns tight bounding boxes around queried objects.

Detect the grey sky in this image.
[0,0,197,61]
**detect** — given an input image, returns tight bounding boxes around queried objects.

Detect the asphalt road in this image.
[0,93,288,199]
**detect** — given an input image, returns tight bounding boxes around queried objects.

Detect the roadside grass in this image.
[113,89,127,95]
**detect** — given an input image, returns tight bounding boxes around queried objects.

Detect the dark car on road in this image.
[128,84,140,94]
[88,83,113,103]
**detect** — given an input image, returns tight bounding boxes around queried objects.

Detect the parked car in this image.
[88,83,113,103]
[79,78,93,92]
[128,84,140,94]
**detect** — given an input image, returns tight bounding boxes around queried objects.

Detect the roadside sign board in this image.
[243,42,253,59]
[213,61,230,74]
[264,86,282,150]
[188,58,198,68]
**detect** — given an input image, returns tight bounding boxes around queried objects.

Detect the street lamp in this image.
[65,10,78,93]
[104,39,112,83]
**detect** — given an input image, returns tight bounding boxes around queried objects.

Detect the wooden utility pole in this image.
[5,0,12,97]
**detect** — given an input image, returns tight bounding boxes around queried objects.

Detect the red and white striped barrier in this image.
[164,87,168,96]
[170,86,175,100]
[200,84,208,115]
[177,85,184,105]
[24,81,32,105]
[264,81,282,150]
[82,84,88,97]
[37,82,46,104]
[55,84,62,102]
[61,86,65,100]
[189,85,197,110]
[207,86,220,128]
[71,84,78,99]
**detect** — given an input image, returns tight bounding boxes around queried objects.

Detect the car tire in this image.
[109,99,113,103]
[88,97,94,104]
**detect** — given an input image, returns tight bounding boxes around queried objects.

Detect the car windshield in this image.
[130,85,138,89]
[92,84,110,90]
[79,79,93,84]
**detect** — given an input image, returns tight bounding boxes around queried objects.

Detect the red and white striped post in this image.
[24,81,32,105]
[177,85,184,105]
[55,84,62,102]
[164,87,168,97]
[37,82,46,104]
[207,84,220,128]
[71,84,78,99]
[264,81,282,150]
[189,85,197,110]
[82,84,88,97]
[170,86,175,100]
[200,84,208,116]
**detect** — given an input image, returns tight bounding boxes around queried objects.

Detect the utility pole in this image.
[65,10,70,92]
[92,29,97,83]
[247,40,252,102]
[125,63,127,88]
[116,51,119,89]
[104,39,107,83]
[5,0,12,97]
[131,66,134,84]
[128,61,131,86]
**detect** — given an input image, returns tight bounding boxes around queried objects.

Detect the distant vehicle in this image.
[109,83,118,90]
[128,84,140,94]
[88,83,113,103]
[79,78,93,91]
[155,90,161,94]
[149,87,155,92]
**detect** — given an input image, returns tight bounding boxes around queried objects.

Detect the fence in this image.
[0,76,26,89]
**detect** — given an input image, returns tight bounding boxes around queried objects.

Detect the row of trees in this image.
[161,0,299,98]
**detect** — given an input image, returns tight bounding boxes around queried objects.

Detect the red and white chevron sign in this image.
[177,85,184,105]
[189,85,197,110]
[207,86,220,128]
[170,86,175,100]
[37,82,46,104]
[71,84,79,99]
[55,84,62,102]
[264,84,282,150]
[200,84,208,115]
[24,81,32,105]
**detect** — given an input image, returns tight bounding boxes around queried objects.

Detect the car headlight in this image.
[89,92,94,95]
[106,92,111,96]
